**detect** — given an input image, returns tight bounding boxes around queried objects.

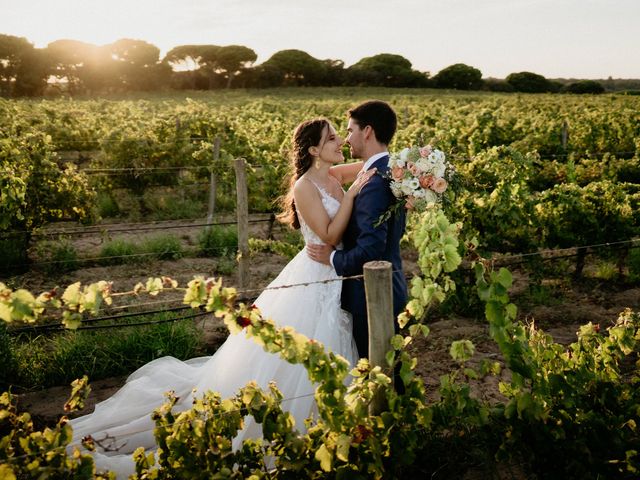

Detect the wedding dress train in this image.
[68,181,358,478]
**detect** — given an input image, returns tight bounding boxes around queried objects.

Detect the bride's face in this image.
[317,124,345,164]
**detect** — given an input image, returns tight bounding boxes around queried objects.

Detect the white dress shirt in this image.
[360,151,389,173]
[329,151,389,268]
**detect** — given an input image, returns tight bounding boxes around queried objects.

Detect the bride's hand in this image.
[347,168,376,197]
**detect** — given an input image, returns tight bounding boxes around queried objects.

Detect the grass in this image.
[145,194,208,221]
[197,225,238,257]
[98,234,184,266]
[141,234,185,260]
[96,191,120,218]
[594,260,618,281]
[99,238,139,266]
[629,247,640,282]
[2,312,205,391]
[0,323,18,388]
[215,255,237,276]
[522,283,564,307]
[104,186,230,223]
[41,239,79,274]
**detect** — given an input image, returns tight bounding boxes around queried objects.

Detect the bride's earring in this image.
[315,160,321,169]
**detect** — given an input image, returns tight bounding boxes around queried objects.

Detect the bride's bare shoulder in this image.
[294,176,317,197]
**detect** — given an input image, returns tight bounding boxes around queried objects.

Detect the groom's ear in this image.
[363,125,374,140]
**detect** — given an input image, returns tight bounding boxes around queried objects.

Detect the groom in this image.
[307,100,408,360]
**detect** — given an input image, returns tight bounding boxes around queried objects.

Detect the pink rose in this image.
[391,166,404,181]
[419,174,434,189]
[419,146,432,158]
[407,162,419,176]
[431,177,448,194]
[405,195,416,210]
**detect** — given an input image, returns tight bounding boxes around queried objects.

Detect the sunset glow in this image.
[2,0,639,79]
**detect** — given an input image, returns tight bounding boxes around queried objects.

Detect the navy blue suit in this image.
[332,155,408,358]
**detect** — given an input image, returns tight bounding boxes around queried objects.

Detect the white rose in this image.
[399,148,410,163]
[400,180,414,195]
[423,156,436,173]
[390,182,403,197]
[434,162,446,178]
[415,158,429,172]
[409,177,420,190]
[424,189,438,204]
[413,188,426,199]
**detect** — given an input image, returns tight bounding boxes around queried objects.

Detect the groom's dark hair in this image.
[348,100,397,145]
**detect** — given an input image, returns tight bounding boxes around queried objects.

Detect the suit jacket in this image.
[332,155,408,321]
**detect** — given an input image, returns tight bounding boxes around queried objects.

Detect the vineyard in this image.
[1,87,640,478]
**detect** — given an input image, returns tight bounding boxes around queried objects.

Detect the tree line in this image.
[0,33,635,97]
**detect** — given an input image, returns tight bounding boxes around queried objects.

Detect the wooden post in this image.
[206,137,221,229]
[234,158,249,289]
[364,260,395,415]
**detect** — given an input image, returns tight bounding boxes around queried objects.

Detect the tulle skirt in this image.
[68,249,358,478]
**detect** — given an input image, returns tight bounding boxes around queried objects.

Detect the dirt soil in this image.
[9,217,640,432]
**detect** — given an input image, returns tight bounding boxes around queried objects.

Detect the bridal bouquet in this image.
[375,145,454,226]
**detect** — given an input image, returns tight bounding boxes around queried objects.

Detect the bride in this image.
[68,118,374,477]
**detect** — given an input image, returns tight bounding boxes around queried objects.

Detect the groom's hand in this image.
[307,243,334,266]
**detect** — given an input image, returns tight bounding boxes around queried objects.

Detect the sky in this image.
[2,0,639,79]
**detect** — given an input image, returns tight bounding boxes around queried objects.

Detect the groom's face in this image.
[345,118,365,160]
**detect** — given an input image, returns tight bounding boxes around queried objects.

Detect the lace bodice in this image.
[297,178,343,247]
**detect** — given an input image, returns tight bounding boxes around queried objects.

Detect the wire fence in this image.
[3,239,639,464]
[6,273,363,335]
[5,234,640,336]
[0,215,276,240]
[483,237,640,266]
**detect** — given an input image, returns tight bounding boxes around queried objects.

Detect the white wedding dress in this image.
[68,180,358,478]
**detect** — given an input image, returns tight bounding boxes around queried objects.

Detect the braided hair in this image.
[277,118,329,229]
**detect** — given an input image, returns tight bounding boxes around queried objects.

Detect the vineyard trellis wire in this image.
[0,216,275,239]
[6,235,640,335]
[5,273,364,335]
[7,231,638,272]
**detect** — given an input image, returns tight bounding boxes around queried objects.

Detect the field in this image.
[2,87,640,478]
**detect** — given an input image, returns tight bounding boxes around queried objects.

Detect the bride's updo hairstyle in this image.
[278,118,330,229]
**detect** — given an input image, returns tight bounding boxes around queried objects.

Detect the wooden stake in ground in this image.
[363,260,394,415]
[234,158,249,289]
